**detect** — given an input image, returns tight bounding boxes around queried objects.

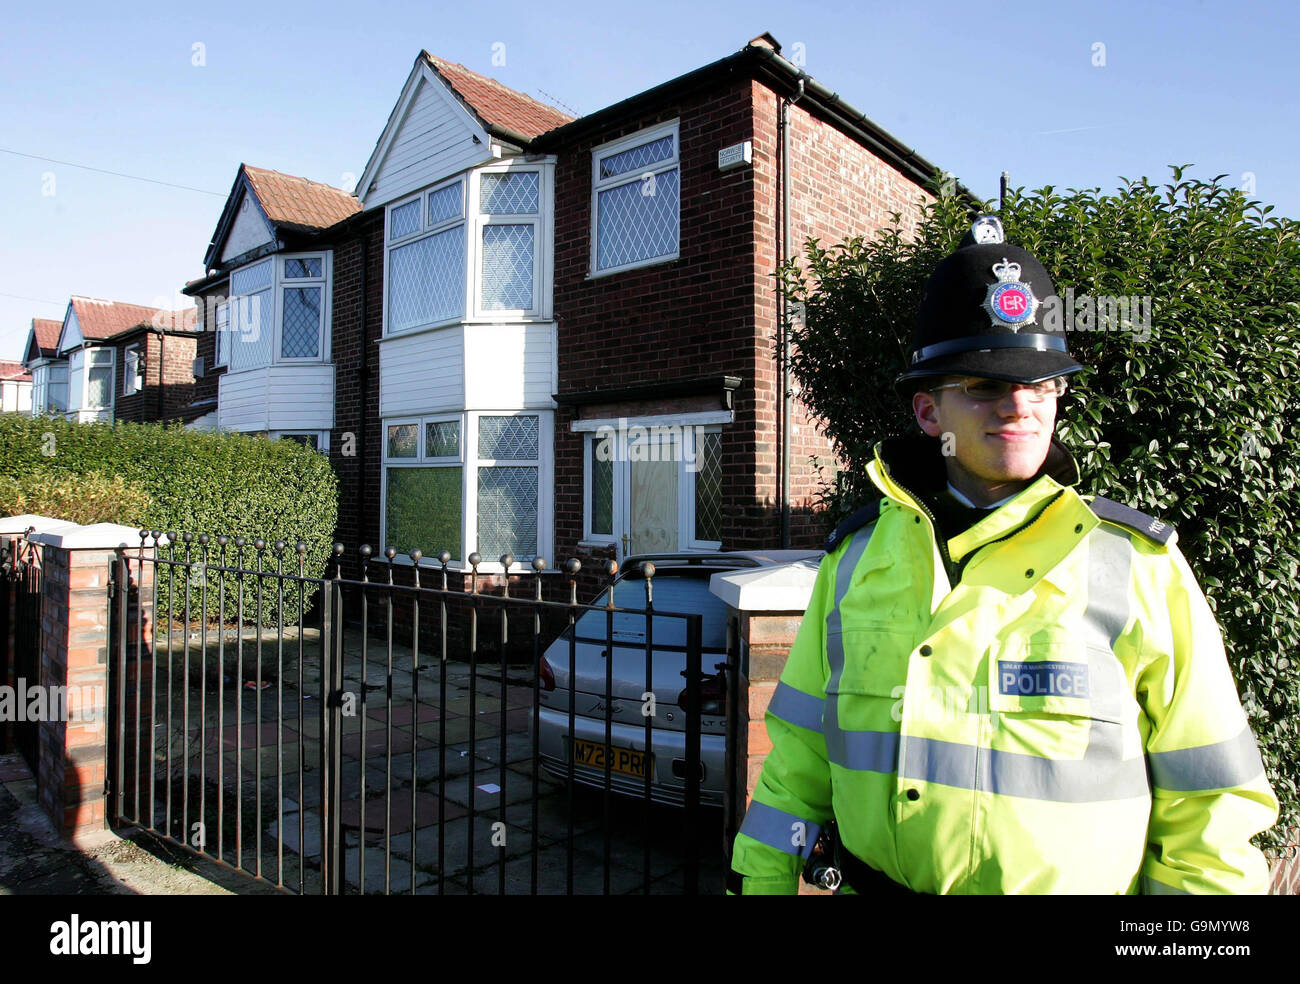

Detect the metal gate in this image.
[108,533,726,894]
[1,535,44,773]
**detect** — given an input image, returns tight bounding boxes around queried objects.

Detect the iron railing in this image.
[109,532,725,895]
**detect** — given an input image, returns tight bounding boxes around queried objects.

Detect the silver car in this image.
[535,551,821,807]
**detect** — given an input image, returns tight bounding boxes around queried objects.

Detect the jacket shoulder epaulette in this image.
[1089,495,1175,546]
[823,499,882,553]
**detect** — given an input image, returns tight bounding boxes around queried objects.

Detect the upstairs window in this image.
[85,348,115,410]
[122,343,143,396]
[279,256,325,360]
[477,170,540,314]
[386,179,466,333]
[223,255,329,370]
[591,122,680,275]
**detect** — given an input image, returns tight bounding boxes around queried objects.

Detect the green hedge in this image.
[0,416,338,626]
[782,167,1300,853]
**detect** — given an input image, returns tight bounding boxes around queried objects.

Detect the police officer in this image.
[729,217,1278,894]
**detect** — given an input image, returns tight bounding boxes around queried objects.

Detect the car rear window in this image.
[574,573,730,650]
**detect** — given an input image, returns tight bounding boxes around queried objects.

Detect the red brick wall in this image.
[191,286,225,410]
[112,332,199,424]
[551,73,933,574]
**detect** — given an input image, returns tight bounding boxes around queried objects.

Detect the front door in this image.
[626,429,678,557]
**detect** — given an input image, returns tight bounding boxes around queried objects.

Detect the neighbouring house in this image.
[21,300,198,423]
[319,35,939,577]
[21,318,65,416]
[182,164,361,449]
[179,35,944,581]
[0,360,32,413]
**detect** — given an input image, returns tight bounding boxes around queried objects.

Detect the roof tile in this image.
[424,54,574,139]
[242,165,361,233]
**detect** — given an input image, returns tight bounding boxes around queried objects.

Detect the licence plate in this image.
[571,739,649,779]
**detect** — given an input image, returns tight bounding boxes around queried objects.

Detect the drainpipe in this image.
[779,80,805,549]
[355,230,370,553]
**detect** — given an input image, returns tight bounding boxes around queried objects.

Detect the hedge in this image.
[0,416,338,626]
[782,167,1300,854]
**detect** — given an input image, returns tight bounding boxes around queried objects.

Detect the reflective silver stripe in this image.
[1148,727,1266,792]
[823,525,875,749]
[737,801,822,859]
[827,729,900,774]
[1143,874,1190,895]
[768,681,825,733]
[1081,525,1132,724]
[900,735,1150,802]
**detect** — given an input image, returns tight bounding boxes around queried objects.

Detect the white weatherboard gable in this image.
[358,61,496,211]
[221,190,275,262]
[57,306,84,354]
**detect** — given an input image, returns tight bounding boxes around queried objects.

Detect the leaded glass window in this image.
[481,224,534,310]
[427,182,463,226]
[388,226,465,330]
[480,172,539,214]
[478,415,539,459]
[281,287,321,358]
[284,257,322,278]
[387,423,418,458]
[593,125,679,274]
[390,199,421,240]
[477,466,538,562]
[591,434,613,537]
[425,420,460,458]
[694,429,722,543]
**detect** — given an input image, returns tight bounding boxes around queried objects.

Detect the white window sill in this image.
[586,254,679,281]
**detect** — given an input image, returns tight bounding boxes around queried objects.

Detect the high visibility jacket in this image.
[732,441,1278,894]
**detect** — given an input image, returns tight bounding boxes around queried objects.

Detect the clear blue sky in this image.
[2,0,1295,360]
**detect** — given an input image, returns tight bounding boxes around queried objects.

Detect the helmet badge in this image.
[984,257,1038,331]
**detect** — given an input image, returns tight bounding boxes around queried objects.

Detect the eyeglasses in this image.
[929,377,1068,402]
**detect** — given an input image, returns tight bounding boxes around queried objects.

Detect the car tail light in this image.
[677,672,726,716]
[538,656,556,692]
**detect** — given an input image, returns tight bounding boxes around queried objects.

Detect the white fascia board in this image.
[357,58,493,211]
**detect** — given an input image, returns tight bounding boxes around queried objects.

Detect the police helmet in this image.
[895,216,1083,392]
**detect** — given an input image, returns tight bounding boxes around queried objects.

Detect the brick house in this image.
[321,34,940,579]
[21,300,197,423]
[182,164,361,447]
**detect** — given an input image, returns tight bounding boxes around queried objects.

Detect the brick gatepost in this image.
[711,557,830,894]
[27,522,156,839]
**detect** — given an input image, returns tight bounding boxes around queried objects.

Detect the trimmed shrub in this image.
[0,470,153,526]
[0,416,338,626]
[782,168,1300,853]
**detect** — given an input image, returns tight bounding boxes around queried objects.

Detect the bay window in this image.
[382,412,551,567]
[386,178,466,333]
[224,254,329,371]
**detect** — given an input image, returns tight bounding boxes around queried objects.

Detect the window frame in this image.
[580,419,723,555]
[589,120,681,278]
[275,252,330,364]
[380,411,552,572]
[213,298,229,368]
[471,164,545,320]
[82,346,116,412]
[383,177,467,337]
[122,342,144,397]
